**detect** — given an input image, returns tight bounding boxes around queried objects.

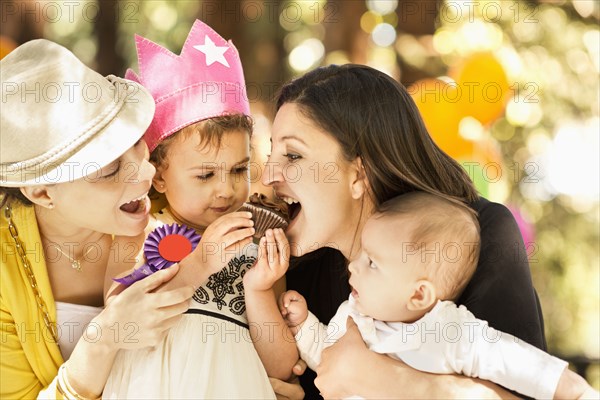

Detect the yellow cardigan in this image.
[1,202,66,398]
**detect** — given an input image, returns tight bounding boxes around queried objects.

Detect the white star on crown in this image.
[193,36,230,67]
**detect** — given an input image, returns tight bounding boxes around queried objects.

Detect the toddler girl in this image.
[102,21,276,399]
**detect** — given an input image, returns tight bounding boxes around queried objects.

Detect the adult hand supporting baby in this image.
[315,318,516,399]
[269,359,307,400]
[314,318,372,398]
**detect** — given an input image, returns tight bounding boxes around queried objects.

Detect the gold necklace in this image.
[4,203,58,342]
[51,244,95,272]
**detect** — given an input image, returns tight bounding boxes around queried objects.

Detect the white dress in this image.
[55,302,103,360]
[103,209,275,399]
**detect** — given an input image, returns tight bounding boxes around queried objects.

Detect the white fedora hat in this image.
[0,39,155,187]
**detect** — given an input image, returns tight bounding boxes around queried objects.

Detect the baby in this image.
[280,192,598,399]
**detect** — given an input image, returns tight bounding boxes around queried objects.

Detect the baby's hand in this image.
[193,212,255,276]
[279,290,308,335]
[243,228,289,292]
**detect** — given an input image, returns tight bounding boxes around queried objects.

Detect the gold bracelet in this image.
[57,364,101,400]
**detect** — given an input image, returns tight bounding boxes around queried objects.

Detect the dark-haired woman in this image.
[264,64,545,398]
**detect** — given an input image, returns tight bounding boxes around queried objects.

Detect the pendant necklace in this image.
[53,245,95,272]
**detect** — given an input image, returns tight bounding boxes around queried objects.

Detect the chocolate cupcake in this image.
[240,193,289,244]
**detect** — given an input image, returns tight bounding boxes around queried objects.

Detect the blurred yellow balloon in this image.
[0,36,18,60]
[451,52,512,125]
[409,78,475,159]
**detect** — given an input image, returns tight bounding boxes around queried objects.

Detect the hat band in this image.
[0,76,131,179]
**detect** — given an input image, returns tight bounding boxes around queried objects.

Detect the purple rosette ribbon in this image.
[113,223,201,286]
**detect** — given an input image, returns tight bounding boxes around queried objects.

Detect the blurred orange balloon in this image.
[0,36,18,60]
[450,52,512,125]
[409,78,474,160]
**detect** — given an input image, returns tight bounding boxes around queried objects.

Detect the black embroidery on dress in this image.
[192,287,209,304]
[231,255,255,273]
[236,280,244,294]
[229,296,246,316]
[191,253,257,314]
[227,255,256,316]
[206,267,239,310]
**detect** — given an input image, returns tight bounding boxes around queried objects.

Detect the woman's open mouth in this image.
[119,194,149,215]
[280,196,301,222]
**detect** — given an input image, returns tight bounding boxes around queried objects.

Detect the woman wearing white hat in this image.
[0,40,197,399]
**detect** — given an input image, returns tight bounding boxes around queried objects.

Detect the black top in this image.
[286,197,546,399]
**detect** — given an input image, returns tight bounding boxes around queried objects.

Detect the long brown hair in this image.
[276,64,479,208]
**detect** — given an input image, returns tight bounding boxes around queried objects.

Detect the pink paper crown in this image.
[125,20,250,152]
